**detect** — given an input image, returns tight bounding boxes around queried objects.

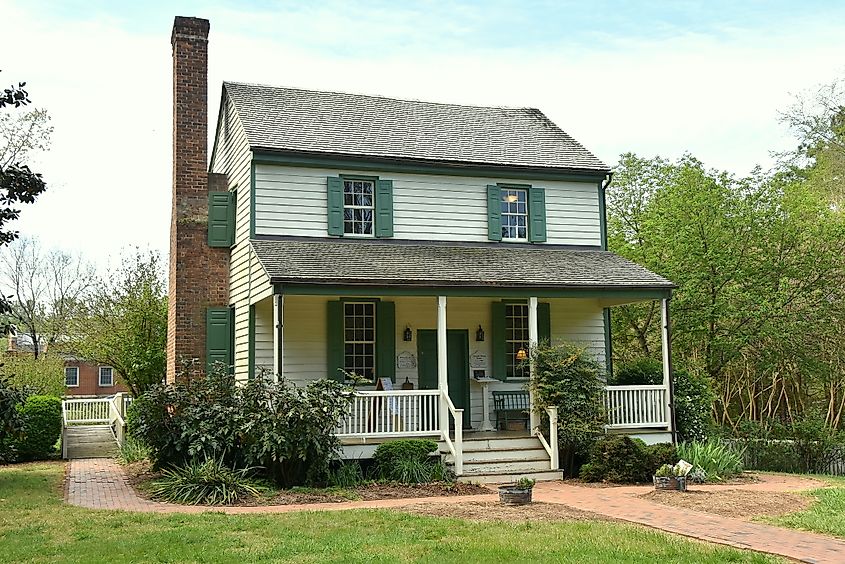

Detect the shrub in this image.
[148,458,265,505]
[791,415,842,474]
[647,442,678,469]
[529,343,606,475]
[612,358,713,443]
[372,439,445,483]
[0,376,26,463]
[677,439,744,481]
[117,436,151,465]
[327,461,365,488]
[16,395,61,461]
[129,364,353,487]
[580,435,652,483]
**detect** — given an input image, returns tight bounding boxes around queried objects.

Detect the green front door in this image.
[417,329,470,427]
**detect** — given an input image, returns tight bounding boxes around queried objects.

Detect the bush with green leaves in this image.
[327,461,365,488]
[677,439,744,481]
[147,458,265,505]
[529,343,606,475]
[15,395,61,461]
[612,358,713,442]
[117,436,151,465]
[648,442,678,469]
[129,364,353,487]
[580,435,653,483]
[372,439,446,483]
[0,376,26,463]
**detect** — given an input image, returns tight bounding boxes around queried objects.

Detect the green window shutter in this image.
[206,306,233,373]
[375,179,394,238]
[529,187,547,242]
[487,185,502,241]
[376,301,396,381]
[538,302,551,345]
[326,300,344,381]
[208,192,234,247]
[491,301,506,381]
[327,177,344,236]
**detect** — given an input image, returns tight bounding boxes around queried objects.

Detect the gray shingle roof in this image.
[251,239,674,290]
[224,82,610,173]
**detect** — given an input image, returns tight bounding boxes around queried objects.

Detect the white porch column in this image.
[660,297,676,441]
[528,296,539,432]
[273,294,284,381]
[437,296,449,433]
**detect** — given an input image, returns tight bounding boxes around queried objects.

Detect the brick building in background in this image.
[4,330,128,397]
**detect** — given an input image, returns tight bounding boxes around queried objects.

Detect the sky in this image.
[2,0,844,269]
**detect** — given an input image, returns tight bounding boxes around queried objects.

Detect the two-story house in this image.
[168,17,676,482]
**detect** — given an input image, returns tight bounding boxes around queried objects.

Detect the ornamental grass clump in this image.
[677,439,744,481]
[372,439,448,484]
[148,458,265,505]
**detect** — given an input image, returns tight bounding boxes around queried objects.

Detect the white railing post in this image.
[454,408,463,476]
[436,296,448,435]
[661,297,675,438]
[548,406,559,470]
[528,296,539,433]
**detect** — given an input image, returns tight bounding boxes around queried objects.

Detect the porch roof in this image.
[252,238,675,293]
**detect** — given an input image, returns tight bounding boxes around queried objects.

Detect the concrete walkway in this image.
[67,459,845,563]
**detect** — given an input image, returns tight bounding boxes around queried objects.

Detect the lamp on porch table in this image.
[475,325,485,341]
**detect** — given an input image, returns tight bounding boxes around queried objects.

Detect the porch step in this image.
[448,446,550,464]
[440,434,558,482]
[64,425,117,459]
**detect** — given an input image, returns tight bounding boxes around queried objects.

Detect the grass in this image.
[765,474,845,538]
[0,462,784,564]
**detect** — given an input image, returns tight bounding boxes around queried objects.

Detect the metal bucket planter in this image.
[653,476,687,491]
[499,485,533,505]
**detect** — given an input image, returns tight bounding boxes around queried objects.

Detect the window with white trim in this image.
[505,304,530,378]
[343,179,374,236]
[500,188,528,241]
[343,302,376,380]
[99,366,114,387]
[65,366,79,387]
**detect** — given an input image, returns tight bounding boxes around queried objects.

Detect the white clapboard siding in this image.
[253,164,601,246]
[279,295,606,429]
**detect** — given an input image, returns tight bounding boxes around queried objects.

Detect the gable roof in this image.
[251,238,674,291]
[223,82,610,174]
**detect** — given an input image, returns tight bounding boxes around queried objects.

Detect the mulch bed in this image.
[121,460,491,506]
[640,488,810,519]
[394,500,610,523]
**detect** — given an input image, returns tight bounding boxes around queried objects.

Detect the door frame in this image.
[416,329,470,426]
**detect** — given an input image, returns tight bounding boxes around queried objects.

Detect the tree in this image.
[0,238,94,358]
[73,251,168,396]
[0,71,49,334]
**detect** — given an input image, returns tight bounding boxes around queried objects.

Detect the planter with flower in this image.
[498,477,536,505]
[653,460,693,491]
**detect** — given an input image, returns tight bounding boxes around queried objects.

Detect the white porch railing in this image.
[604,385,669,429]
[441,391,464,476]
[61,394,128,458]
[336,390,441,438]
[534,406,559,470]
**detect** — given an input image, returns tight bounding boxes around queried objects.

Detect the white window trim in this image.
[342,179,376,237]
[65,366,79,388]
[500,187,529,242]
[98,366,114,387]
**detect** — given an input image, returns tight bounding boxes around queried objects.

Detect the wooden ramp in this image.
[64,425,118,459]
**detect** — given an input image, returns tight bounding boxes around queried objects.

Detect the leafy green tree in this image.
[0,349,64,397]
[73,251,167,396]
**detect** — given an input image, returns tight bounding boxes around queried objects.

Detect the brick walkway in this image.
[66,459,845,562]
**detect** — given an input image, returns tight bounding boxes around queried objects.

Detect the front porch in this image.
[251,291,675,478]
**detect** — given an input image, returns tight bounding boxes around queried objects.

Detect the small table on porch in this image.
[471,377,498,432]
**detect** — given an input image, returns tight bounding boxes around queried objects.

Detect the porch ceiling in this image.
[251,238,675,295]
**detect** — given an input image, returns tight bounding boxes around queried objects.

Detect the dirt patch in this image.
[394,500,609,523]
[640,488,810,519]
[248,481,492,506]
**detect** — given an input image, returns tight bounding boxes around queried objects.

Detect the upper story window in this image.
[344,302,376,380]
[505,304,529,378]
[99,366,114,387]
[65,366,79,387]
[500,188,528,241]
[343,180,375,236]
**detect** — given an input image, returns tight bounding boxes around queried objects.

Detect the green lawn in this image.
[0,462,782,564]
[766,474,845,539]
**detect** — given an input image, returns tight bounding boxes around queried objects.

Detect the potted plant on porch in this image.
[498,477,535,505]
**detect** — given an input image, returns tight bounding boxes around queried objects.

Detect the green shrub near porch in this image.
[15,395,62,461]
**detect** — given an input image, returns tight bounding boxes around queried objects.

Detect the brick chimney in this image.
[167,17,229,382]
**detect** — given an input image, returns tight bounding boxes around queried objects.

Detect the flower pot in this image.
[653,476,687,491]
[499,485,533,505]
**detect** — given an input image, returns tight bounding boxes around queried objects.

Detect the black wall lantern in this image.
[403,325,413,342]
[476,325,485,342]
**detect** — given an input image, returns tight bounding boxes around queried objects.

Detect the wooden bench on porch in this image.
[492,391,530,431]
